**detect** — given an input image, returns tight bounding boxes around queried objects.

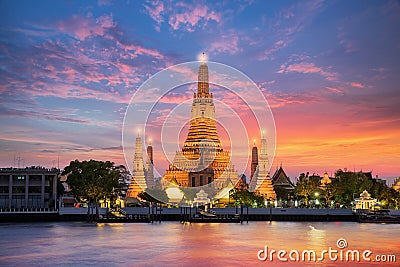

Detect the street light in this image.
[314,192,320,207]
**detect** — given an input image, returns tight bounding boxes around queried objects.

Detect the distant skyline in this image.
[1,1,399,183]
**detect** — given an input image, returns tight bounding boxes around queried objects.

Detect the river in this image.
[0,221,398,266]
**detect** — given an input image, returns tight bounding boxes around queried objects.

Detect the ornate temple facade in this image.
[126,136,154,199]
[249,137,276,200]
[162,59,239,191]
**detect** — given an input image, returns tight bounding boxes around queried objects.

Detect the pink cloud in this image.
[208,33,241,55]
[57,15,116,40]
[337,26,358,53]
[143,0,165,31]
[168,4,221,32]
[257,1,324,61]
[349,82,365,89]
[277,61,338,81]
[258,39,288,60]
[325,86,343,93]
[57,14,116,40]
[122,44,164,59]
[285,62,322,73]
[265,92,323,109]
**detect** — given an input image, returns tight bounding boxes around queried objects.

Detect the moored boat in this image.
[357,209,400,223]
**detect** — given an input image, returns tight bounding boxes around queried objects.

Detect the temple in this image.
[250,140,258,181]
[271,165,295,199]
[162,56,239,194]
[145,141,154,188]
[249,136,276,200]
[393,177,400,192]
[126,136,156,200]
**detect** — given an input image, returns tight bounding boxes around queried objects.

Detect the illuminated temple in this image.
[126,135,147,198]
[249,136,276,200]
[162,57,239,192]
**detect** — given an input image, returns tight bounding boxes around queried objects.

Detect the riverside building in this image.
[0,167,58,209]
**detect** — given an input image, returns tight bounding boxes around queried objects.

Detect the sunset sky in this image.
[1,0,399,184]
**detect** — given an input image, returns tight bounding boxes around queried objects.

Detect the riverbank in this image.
[2,207,400,223]
[0,207,359,222]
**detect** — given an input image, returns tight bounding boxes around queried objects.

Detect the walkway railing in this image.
[0,207,58,213]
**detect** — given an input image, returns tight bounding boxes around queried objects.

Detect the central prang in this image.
[162,59,238,190]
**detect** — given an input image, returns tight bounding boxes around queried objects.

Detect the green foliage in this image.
[57,177,66,197]
[294,175,320,206]
[62,160,124,204]
[333,170,373,206]
[230,189,265,207]
[294,169,400,209]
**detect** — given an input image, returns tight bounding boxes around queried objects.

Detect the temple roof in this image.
[272,166,294,188]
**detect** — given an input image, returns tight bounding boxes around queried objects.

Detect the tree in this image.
[376,187,400,209]
[294,176,320,207]
[321,182,335,207]
[230,189,264,207]
[333,170,373,206]
[62,160,124,205]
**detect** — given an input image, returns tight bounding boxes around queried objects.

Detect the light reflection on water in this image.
[0,221,399,266]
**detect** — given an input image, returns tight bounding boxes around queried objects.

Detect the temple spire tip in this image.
[200,52,207,63]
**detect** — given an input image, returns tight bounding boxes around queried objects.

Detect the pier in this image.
[4,207,400,223]
[93,207,358,223]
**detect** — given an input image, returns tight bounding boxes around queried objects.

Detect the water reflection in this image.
[0,222,398,266]
[307,224,327,248]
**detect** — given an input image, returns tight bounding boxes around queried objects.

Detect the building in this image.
[145,142,155,188]
[339,170,386,186]
[320,172,333,187]
[354,190,378,210]
[250,141,258,181]
[271,165,295,200]
[162,57,239,197]
[0,167,58,209]
[249,136,276,200]
[126,135,148,200]
[235,174,248,190]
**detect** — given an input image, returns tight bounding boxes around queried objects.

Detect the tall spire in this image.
[163,59,238,190]
[145,143,154,188]
[259,137,269,171]
[147,141,153,164]
[249,135,276,200]
[250,141,258,180]
[126,135,147,199]
[134,136,144,172]
[183,58,220,152]
[197,53,209,97]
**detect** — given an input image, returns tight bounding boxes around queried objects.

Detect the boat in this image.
[198,209,217,217]
[357,209,400,223]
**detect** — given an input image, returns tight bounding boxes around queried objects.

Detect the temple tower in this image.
[126,135,147,198]
[163,55,238,190]
[250,135,276,200]
[145,142,154,188]
[250,140,258,180]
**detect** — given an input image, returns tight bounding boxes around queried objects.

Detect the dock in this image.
[4,207,400,223]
